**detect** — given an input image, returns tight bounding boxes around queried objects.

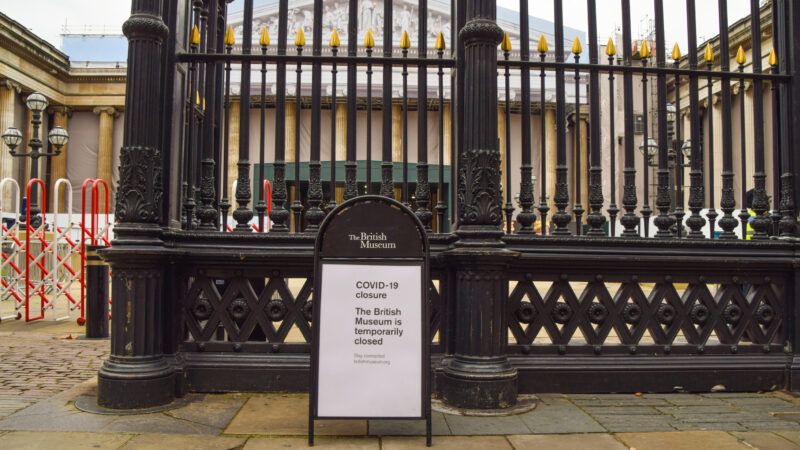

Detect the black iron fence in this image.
[97,0,800,410]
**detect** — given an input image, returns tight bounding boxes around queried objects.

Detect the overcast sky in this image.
[2,0,755,54]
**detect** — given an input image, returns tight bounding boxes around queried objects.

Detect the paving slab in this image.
[742,421,800,431]
[669,422,748,432]
[120,434,247,449]
[224,394,366,436]
[244,437,379,449]
[571,398,670,407]
[731,432,800,449]
[367,413,450,436]
[0,431,132,450]
[778,431,800,445]
[656,405,741,415]
[382,436,512,449]
[165,393,248,429]
[442,414,529,436]
[616,431,751,450]
[517,397,605,434]
[582,406,662,416]
[507,433,626,450]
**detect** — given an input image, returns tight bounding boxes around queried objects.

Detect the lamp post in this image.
[1,92,69,229]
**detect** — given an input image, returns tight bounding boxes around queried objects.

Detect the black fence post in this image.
[438,0,520,409]
[84,246,109,339]
[97,0,175,409]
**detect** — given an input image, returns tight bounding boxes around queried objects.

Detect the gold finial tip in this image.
[639,39,651,59]
[190,25,200,46]
[259,25,270,47]
[605,38,616,57]
[400,30,411,50]
[294,27,305,47]
[435,32,445,51]
[329,28,340,48]
[769,48,778,66]
[224,25,235,46]
[571,36,582,56]
[704,43,714,63]
[736,45,746,65]
[364,28,375,49]
[501,32,512,52]
[671,42,681,61]
[537,35,549,54]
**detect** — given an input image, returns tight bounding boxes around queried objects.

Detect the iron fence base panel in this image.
[789,357,800,391]
[183,354,310,392]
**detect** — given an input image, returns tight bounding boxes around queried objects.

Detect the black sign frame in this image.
[309,195,431,446]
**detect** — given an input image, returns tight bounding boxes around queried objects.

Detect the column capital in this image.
[48,105,73,118]
[0,79,21,94]
[93,106,119,117]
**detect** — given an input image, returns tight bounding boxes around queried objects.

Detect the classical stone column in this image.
[546,108,557,219]
[285,101,296,231]
[98,0,173,410]
[0,80,19,206]
[51,108,70,210]
[439,0,520,410]
[392,103,402,200]
[226,99,241,204]
[94,107,117,212]
[443,103,452,165]
[335,103,347,202]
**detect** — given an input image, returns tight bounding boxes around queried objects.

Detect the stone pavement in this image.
[0,319,107,420]
[2,322,800,448]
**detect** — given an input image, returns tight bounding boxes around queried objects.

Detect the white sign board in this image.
[316,263,423,418]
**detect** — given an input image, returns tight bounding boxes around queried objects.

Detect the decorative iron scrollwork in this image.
[302,301,313,322]
[551,302,573,324]
[266,299,288,322]
[587,303,608,324]
[192,298,213,321]
[229,298,250,321]
[722,303,742,325]
[756,304,775,326]
[515,301,536,324]
[656,303,676,325]
[690,304,709,325]
[622,303,642,325]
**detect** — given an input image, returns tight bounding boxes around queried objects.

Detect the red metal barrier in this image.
[24,179,48,322]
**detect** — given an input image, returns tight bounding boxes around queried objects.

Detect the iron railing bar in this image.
[415,0,432,230]
[717,0,738,239]
[686,0,707,239]
[381,0,394,199]
[344,0,358,200]
[516,0,536,235]
[749,0,770,240]
[176,52,457,67]
[233,0,254,232]
[620,0,640,238]
[586,0,605,237]
[305,0,324,231]
[552,0,572,236]
[269,0,289,233]
[654,0,673,238]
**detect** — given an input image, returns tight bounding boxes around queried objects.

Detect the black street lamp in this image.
[1,92,69,229]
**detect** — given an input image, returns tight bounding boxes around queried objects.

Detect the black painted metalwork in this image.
[101,0,800,413]
[327,32,339,213]
[572,39,584,236]
[291,31,304,232]
[502,33,513,234]
[706,47,718,239]
[255,26,268,232]
[718,1,738,240]
[516,0,535,235]
[640,42,652,238]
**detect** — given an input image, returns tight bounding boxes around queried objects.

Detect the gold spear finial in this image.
[294,27,305,47]
[400,30,411,50]
[537,35,548,54]
[330,28,340,48]
[639,39,651,59]
[672,42,681,62]
[191,24,200,46]
[435,32,445,51]
[704,42,714,63]
[571,36,582,56]
[736,45,746,65]
[606,37,616,57]
[769,48,778,67]
[259,26,270,47]
[364,28,375,49]
[501,32,512,52]
[224,25,235,47]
